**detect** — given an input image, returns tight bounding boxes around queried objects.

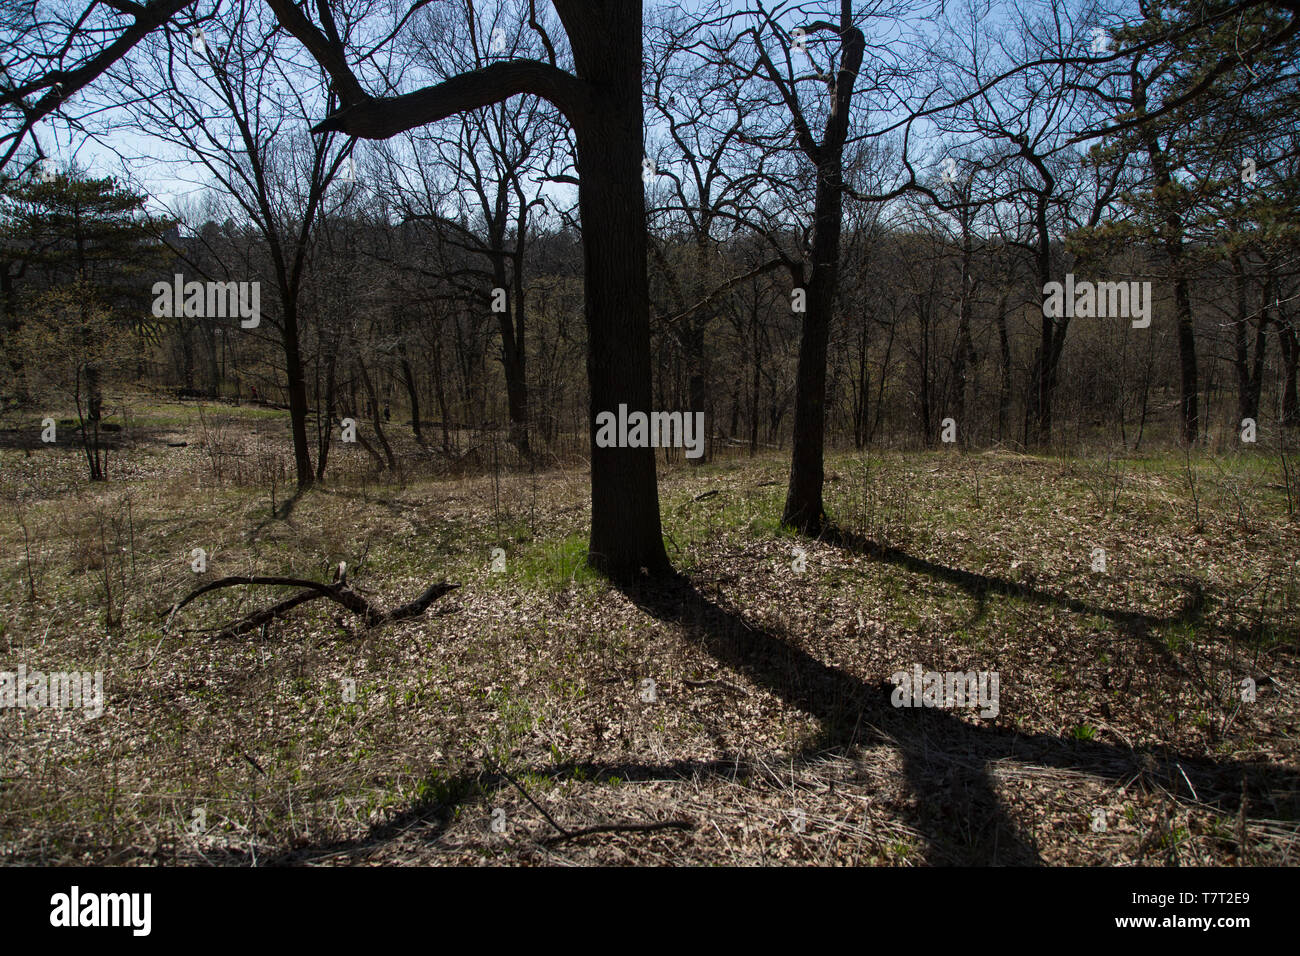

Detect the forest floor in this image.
[2,397,1299,865]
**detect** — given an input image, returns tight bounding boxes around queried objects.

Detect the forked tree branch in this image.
[164,575,459,638]
[309,60,595,138]
[265,0,593,138]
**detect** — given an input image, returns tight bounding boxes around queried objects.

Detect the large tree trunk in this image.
[567,3,669,576]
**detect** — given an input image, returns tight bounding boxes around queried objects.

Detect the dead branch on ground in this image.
[163,574,459,639]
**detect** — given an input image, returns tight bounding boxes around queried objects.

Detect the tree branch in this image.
[163,574,459,638]
[307,59,594,139]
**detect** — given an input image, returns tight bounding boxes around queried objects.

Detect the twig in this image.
[484,753,571,838]
[542,820,693,846]
[683,677,750,696]
[483,754,695,846]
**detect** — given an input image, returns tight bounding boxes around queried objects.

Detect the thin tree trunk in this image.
[1279,321,1300,427]
[780,14,864,532]
[282,296,314,487]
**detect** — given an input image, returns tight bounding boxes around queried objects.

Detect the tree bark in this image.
[565,4,669,574]
[1279,320,1300,427]
[779,14,864,533]
[282,296,315,487]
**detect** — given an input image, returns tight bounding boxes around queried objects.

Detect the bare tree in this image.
[113,0,353,487]
[264,0,670,575]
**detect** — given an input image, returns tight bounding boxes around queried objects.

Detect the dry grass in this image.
[1,400,1298,865]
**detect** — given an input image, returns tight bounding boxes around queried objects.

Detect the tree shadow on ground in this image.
[817,524,1216,675]
[820,525,1207,627]
[265,558,1298,866]
[615,570,1299,864]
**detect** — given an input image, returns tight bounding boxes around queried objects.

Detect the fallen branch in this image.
[484,754,695,846]
[163,574,459,638]
[542,819,694,846]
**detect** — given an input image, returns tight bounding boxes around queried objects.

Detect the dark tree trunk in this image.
[493,258,531,456]
[750,292,762,455]
[282,297,314,488]
[1134,78,1198,446]
[432,335,453,454]
[1172,272,1199,443]
[783,196,837,531]
[1026,180,1061,447]
[568,4,669,575]
[996,294,1011,442]
[358,355,395,472]
[1233,260,1269,424]
[780,16,864,533]
[316,345,336,481]
[685,320,707,463]
[1279,321,1300,427]
[502,343,529,454]
[272,0,668,574]
[399,353,423,444]
[952,210,976,444]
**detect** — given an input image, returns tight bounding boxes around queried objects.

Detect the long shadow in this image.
[819,526,1206,634]
[817,525,1245,677]
[821,526,1300,649]
[617,573,1041,863]
[614,572,1300,865]
[0,423,177,452]
[260,557,1298,866]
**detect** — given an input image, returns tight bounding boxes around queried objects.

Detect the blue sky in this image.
[24,0,1138,224]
